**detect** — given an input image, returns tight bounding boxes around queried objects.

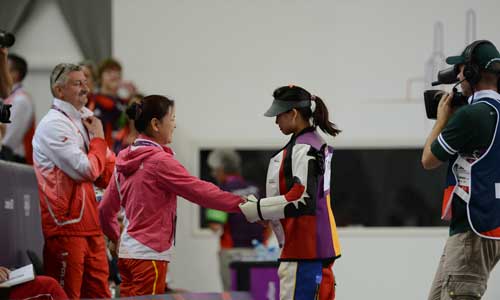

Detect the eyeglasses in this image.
[53,66,66,84]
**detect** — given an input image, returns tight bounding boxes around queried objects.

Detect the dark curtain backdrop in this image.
[0,0,112,62]
[0,0,34,33]
[57,0,112,63]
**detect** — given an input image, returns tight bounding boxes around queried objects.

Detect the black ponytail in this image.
[311,96,341,137]
[126,101,142,120]
[125,95,174,133]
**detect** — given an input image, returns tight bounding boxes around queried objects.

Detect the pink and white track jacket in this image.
[99,136,243,261]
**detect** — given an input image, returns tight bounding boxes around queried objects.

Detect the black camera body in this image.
[431,66,460,86]
[0,101,11,123]
[424,66,467,119]
[0,30,15,48]
[423,89,467,119]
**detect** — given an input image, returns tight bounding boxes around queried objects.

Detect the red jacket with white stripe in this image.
[32,98,115,238]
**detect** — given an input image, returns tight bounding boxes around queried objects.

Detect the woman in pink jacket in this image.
[99,95,245,296]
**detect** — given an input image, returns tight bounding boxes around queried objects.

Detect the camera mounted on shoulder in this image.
[424,66,467,119]
[0,30,15,48]
[424,40,500,119]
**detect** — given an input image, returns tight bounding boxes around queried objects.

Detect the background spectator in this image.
[0,53,35,164]
[93,58,128,152]
[79,60,98,110]
[205,149,267,291]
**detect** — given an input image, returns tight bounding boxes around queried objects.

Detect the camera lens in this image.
[0,30,15,48]
[436,67,459,85]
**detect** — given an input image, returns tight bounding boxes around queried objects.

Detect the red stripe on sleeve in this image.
[284,182,305,202]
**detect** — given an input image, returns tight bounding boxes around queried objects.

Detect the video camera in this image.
[0,30,15,48]
[0,101,11,123]
[423,66,467,119]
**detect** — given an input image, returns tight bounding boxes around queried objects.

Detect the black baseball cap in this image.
[446,40,500,72]
[264,85,312,117]
[263,99,310,117]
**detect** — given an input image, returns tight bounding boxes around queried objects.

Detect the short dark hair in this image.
[97,58,122,80]
[126,95,175,133]
[79,60,97,81]
[8,53,28,81]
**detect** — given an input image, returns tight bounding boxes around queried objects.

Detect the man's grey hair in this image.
[50,63,81,96]
[207,149,242,174]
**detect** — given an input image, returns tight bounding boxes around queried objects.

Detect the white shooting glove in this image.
[239,194,261,223]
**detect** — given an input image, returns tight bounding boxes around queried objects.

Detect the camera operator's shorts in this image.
[278,261,335,300]
[427,231,500,300]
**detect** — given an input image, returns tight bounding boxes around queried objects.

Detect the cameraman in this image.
[422,40,500,300]
[0,53,35,164]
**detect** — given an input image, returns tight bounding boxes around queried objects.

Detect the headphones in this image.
[463,39,493,86]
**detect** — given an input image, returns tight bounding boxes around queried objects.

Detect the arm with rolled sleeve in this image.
[0,48,11,98]
[240,144,318,222]
[429,106,476,163]
[37,118,108,182]
[156,154,243,213]
[421,93,479,169]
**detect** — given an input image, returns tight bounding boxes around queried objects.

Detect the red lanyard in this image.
[51,105,90,152]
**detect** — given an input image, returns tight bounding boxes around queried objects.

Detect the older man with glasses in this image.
[32,63,116,299]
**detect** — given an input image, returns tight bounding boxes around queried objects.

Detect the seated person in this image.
[0,266,67,300]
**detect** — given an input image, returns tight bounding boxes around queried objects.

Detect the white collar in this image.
[12,83,22,90]
[468,90,500,104]
[9,83,23,96]
[52,98,93,120]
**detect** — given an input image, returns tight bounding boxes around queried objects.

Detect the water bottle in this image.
[266,281,276,300]
[252,239,267,261]
[267,246,279,261]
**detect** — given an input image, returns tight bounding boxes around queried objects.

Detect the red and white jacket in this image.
[99,136,243,262]
[240,127,341,261]
[32,98,115,238]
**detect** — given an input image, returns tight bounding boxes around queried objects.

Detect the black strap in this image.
[256,198,264,221]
